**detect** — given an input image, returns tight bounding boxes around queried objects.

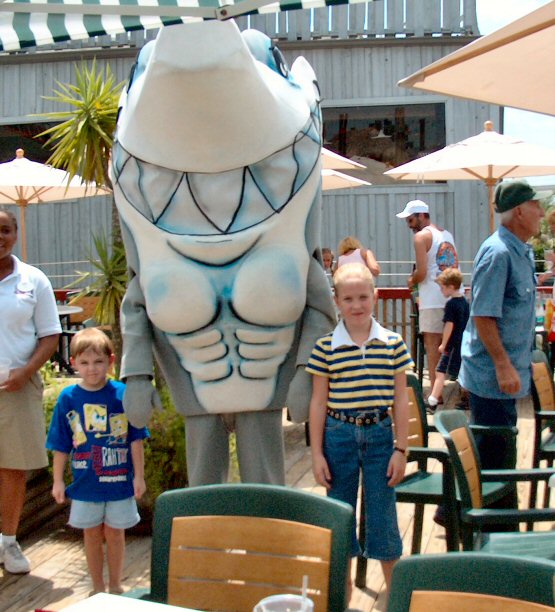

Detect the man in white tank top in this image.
[397,200,459,390]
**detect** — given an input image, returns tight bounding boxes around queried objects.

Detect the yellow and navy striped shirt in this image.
[306,319,414,411]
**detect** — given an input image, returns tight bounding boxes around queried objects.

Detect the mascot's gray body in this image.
[111,20,336,485]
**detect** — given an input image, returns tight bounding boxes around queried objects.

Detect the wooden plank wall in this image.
[0,0,495,287]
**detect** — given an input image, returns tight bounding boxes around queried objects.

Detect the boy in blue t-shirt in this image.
[46,328,148,596]
[425,267,470,413]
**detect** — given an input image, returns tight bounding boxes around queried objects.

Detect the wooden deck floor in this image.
[0,380,542,612]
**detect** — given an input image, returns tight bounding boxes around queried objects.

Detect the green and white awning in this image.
[0,0,372,51]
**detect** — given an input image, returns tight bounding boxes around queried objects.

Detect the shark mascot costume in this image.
[111,20,336,486]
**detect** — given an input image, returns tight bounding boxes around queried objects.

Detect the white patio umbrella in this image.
[0,149,110,260]
[397,1,555,116]
[321,148,366,170]
[384,121,555,233]
[321,169,371,191]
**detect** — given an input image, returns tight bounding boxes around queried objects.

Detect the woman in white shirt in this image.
[0,208,61,574]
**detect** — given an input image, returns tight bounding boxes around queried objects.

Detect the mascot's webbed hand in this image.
[285,366,312,423]
[123,375,162,428]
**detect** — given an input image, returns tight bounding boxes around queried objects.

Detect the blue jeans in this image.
[469,392,518,523]
[323,413,402,561]
[469,393,517,470]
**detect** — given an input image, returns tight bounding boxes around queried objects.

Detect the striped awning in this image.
[0,0,372,51]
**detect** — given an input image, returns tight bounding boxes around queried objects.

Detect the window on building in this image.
[0,122,59,164]
[322,103,446,185]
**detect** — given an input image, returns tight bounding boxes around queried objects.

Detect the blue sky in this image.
[476,0,555,185]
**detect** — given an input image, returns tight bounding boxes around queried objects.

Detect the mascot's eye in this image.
[270,46,289,78]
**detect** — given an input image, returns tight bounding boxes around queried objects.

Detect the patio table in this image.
[59,593,199,611]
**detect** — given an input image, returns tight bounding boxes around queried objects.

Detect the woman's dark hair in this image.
[0,207,17,230]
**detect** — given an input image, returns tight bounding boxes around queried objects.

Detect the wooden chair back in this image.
[388,553,555,612]
[167,515,331,611]
[406,386,425,448]
[409,591,555,612]
[532,361,555,411]
[68,295,100,326]
[448,425,483,509]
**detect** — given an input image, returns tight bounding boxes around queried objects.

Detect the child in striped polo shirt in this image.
[306,262,413,593]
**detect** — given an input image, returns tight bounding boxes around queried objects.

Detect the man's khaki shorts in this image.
[0,372,48,470]
[419,308,444,334]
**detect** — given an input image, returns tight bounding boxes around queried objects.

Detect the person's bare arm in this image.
[131,439,146,499]
[439,321,454,353]
[388,371,408,486]
[474,316,521,395]
[309,375,332,489]
[1,334,59,392]
[52,451,69,504]
[408,231,431,288]
[363,248,381,277]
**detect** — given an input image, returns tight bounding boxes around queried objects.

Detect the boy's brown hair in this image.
[70,328,113,358]
[436,267,463,290]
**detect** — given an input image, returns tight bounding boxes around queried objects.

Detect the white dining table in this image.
[59,593,199,611]
[57,304,84,327]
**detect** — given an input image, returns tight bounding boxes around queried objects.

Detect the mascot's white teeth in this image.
[112,114,321,237]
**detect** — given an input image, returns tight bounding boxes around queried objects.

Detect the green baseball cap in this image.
[494,181,551,213]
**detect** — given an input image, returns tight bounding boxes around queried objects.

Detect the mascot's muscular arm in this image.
[287,198,336,423]
[120,219,162,428]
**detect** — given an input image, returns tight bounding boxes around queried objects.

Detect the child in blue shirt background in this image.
[425,267,470,413]
[47,328,148,596]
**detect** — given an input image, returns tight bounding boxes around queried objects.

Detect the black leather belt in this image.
[326,408,389,426]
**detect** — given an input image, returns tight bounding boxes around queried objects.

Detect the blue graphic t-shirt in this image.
[46,380,149,502]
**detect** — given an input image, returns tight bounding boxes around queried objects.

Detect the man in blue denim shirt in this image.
[460,181,548,517]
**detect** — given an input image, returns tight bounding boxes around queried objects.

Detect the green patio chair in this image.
[387,552,555,612]
[434,410,555,556]
[128,483,353,612]
[530,349,555,511]
[356,373,457,588]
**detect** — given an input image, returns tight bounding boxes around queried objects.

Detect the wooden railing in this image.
[375,287,421,378]
[376,287,414,343]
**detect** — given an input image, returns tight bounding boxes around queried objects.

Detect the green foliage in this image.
[229,434,240,483]
[40,361,58,387]
[143,384,188,503]
[43,378,75,482]
[68,233,127,326]
[34,59,124,188]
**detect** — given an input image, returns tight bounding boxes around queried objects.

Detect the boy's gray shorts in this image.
[69,497,140,529]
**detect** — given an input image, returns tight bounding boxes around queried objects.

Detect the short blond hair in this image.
[333,262,374,294]
[70,327,113,358]
[337,236,362,256]
[436,267,463,289]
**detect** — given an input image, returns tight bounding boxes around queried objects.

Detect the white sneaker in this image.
[3,542,30,574]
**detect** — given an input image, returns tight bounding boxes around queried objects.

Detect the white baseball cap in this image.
[396,199,429,219]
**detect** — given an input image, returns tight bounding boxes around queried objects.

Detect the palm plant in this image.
[34,61,126,367]
[37,59,123,190]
